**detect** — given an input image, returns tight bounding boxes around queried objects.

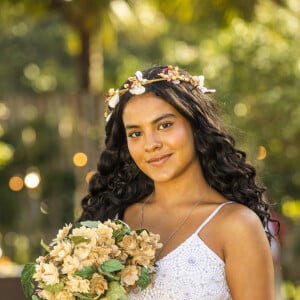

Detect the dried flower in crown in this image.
[104,65,216,122]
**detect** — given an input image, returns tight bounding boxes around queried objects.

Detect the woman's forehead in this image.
[122,93,180,126]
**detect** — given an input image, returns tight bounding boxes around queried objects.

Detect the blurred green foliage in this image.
[0,0,299,295]
[0,3,77,93]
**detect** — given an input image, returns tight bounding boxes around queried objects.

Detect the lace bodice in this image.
[129,202,233,300]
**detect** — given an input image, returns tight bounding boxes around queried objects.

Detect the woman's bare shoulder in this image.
[220,203,275,299]
[220,202,271,257]
[221,202,265,233]
[122,202,143,229]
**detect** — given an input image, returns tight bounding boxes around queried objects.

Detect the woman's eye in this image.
[159,122,173,130]
[128,131,141,138]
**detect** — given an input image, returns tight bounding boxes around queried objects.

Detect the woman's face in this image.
[122,93,200,183]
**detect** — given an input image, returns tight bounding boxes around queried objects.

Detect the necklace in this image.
[140,196,203,259]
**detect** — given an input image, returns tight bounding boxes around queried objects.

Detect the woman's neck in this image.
[151,167,212,208]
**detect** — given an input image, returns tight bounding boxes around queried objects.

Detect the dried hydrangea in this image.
[21,219,162,300]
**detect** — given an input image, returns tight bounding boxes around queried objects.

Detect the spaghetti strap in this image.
[195,201,234,234]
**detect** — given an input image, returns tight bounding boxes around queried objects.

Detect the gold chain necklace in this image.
[140,196,203,259]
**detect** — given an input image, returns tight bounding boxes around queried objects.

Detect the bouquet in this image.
[21,219,162,300]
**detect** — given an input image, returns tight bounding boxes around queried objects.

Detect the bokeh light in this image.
[14,234,29,263]
[234,102,248,117]
[59,115,73,138]
[8,176,24,192]
[23,63,40,80]
[40,202,49,214]
[0,102,10,120]
[282,200,300,219]
[0,142,14,167]
[73,152,88,167]
[256,145,267,160]
[22,126,36,145]
[0,124,4,137]
[85,170,96,183]
[24,171,41,189]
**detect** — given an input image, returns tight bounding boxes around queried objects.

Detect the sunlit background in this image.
[0,0,299,299]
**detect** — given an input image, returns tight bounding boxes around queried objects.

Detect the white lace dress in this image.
[129,202,233,300]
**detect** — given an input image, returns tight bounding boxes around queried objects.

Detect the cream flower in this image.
[73,243,93,261]
[61,255,80,275]
[140,244,156,258]
[90,246,111,265]
[65,275,90,293]
[37,289,55,300]
[71,226,98,246]
[131,255,152,267]
[96,223,115,245]
[116,250,129,263]
[148,232,162,245]
[73,242,99,268]
[129,85,146,95]
[104,220,123,231]
[120,265,140,287]
[108,90,119,109]
[36,255,46,264]
[136,230,152,243]
[137,231,162,251]
[105,112,112,122]
[34,262,60,285]
[56,223,72,241]
[90,273,108,296]
[50,240,73,262]
[119,234,137,251]
[109,244,122,258]
[55,288,75,300]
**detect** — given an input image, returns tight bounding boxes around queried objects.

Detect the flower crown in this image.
[104,65,216,121]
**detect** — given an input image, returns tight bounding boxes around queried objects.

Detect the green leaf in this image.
[98,269,120,281]
[137,267,151,290]
[105,281,128,300]
[112,220,132,243]
[32,295,39,300]
[112,219,131,233]
[69,235,91,245]
[112,229,125,243]
[21,262,36,298]
[43,281,64,292]
[74,266,98,280]
[135,228,149,235]
[40,239,50,253]
[100,259,124,273]
[80,220,99,228]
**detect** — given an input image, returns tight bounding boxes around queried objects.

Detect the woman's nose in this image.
[144,132,162,152]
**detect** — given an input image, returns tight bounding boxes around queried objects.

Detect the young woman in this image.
[79,65,276,299]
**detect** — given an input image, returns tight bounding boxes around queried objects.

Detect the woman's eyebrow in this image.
[124,113,176,130]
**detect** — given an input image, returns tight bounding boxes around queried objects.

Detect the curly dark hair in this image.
[79,65,277,240]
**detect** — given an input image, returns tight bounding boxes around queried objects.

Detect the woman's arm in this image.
[223,204,275,300]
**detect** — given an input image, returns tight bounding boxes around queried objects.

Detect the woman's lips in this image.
[147,154,172,166]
